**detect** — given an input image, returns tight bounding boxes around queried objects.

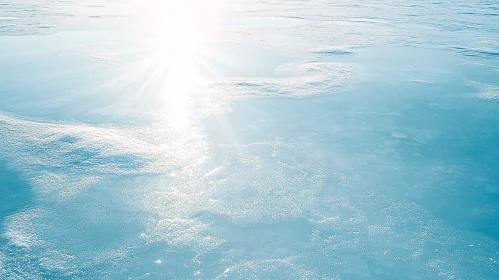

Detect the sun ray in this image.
[102,0,222,127]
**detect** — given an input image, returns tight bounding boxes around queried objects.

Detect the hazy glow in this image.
[132,0,215,127]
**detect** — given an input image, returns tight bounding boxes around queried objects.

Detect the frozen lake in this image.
[1,0,499,279]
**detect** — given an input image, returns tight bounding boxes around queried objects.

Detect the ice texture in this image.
[1,0,498,279]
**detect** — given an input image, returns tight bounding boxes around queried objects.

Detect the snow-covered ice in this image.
[1,0,498,279]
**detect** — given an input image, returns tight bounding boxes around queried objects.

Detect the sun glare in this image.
[131,0,216,128]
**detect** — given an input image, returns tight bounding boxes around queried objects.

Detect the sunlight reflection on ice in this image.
[1,0,499,279]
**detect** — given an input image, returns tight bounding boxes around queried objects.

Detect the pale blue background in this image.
[1,0,498,279]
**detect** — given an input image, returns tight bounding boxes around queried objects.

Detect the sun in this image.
[129,0,216,128]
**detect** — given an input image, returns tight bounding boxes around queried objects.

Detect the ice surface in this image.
[1,0,499,279]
